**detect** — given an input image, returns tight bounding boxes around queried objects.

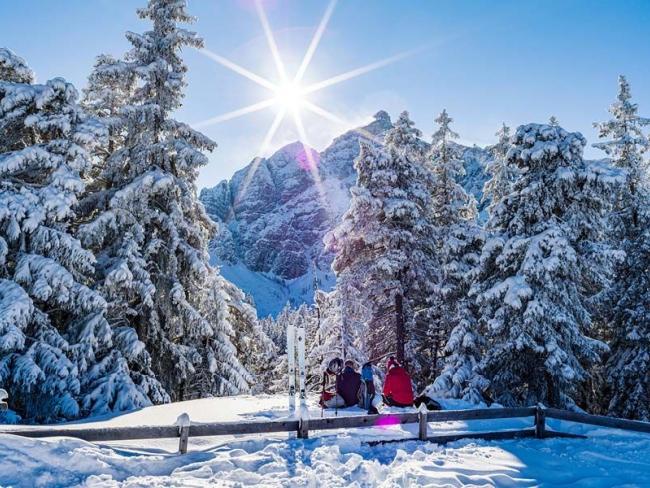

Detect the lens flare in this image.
[296,147,320,172]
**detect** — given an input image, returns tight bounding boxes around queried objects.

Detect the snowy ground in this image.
[1,395,649,487]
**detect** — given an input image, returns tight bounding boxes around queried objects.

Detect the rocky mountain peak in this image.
[200,110,493,317]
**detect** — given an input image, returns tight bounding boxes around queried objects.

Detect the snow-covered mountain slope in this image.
[200,111,493,317]
[1,395,649,487]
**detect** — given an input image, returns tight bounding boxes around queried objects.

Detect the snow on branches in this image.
[472,123,623,409]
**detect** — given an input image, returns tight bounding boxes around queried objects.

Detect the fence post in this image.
[177,413,191,454]
[535,404,546,439]
[418,406,428,441]
[0,389,7,412]
[298,416,309,439]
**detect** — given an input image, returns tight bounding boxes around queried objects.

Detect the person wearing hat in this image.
[337,359,362,407]
[320,358,362,408]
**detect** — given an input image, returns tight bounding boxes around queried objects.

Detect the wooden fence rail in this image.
[545,408,650,434]
[1,405,648,454]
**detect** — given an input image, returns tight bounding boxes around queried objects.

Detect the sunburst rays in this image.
[195,0,419,205]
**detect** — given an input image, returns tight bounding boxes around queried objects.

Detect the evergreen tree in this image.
[308,290,364,376]
[325,143,384,361]
[0,48,144,420]
[267,303,294,394]
[594,75,650,420]
[418,110,485,398]
[220,277,276,394]
[327,112,431,365]
[482,123,516,215]
[260,315,285,352]
[77,0,249,400]
[473,123,620,409]
[80,52,169,408]
[594,76,649,233]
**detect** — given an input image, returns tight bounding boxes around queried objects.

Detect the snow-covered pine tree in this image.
[219,276,276,394]
[482,123,516,215]
[308,289,364,377]
[268,303,295,394]
[0,48,144,420]
[593,75,650,420]
[78,0,249,400]
[259,315,285,352]
[325,143,384,361]
[473,123,621,409]
[415,110,485,399]
[327,112,431,365]
[79,52,171,408]
[594,75,649,236]
[82,54,135,158]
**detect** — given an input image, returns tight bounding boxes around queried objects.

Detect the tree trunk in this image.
[395,292,405,363]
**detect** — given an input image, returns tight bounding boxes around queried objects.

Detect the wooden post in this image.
[535,405,546,439]
[298,416,309,439]
[418,407,428,441]
[177,413,190,454]
[179,425,190,454]
[0,389,7,412]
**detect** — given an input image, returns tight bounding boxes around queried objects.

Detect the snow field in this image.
[1,395,649,487]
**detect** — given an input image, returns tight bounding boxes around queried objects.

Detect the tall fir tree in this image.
[327,112,431,365]
[482,123,516,215]
[325,142,385,362]
[0,48,149,420]
[473,123,621,409]
[593,75,650,420]
[418,110,485,399]
[77,0,249,400]
[80,52,169,407]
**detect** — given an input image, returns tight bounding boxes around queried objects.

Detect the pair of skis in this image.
[287,323,306,413]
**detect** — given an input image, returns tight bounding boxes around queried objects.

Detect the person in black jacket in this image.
[336,360,362,407]
[320,359,362,408]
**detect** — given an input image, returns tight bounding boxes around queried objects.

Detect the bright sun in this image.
[274,82,305,112]
[193,0,418,200]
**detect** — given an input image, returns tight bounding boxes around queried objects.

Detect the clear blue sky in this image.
[3,0,649,189]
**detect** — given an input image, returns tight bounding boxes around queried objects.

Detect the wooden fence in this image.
[1,405,648,454]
